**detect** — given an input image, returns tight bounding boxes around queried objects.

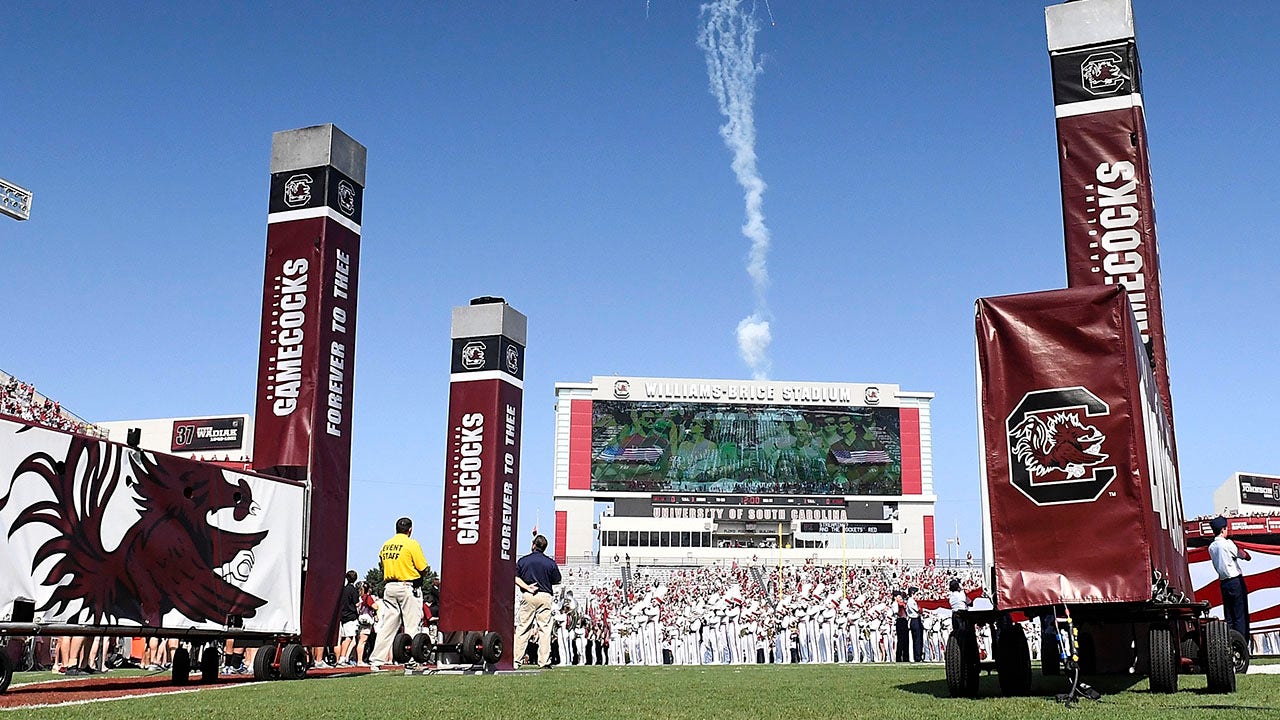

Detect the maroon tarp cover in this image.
[977,285,1189,609]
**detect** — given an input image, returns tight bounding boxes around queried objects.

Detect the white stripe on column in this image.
[1055,93,1144,118]
[267,206,362,234]
[449,371,524,389]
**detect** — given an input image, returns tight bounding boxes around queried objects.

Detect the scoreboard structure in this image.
[552,376,936,566]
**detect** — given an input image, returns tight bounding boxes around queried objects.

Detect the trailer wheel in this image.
[1148,625,1178,694]
[200,646,221,683]
[253,644,279,681]
[171,647,191,685]
[1228,630,1250,676]
[392,633,413,664]
[459,632,483,664]
[279,644,308,680]
[411,633,436,664]
[944,632,979,698]
[0,651,12,694]
[1205,620,1236,694]
[996,628,1033,696]
[482,632,503,664]
[1180,637,1202,673]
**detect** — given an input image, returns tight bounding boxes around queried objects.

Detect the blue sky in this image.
[3,1,1277,572]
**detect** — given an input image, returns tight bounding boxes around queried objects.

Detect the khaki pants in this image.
[370,581,423,665]
[513,591,553,667]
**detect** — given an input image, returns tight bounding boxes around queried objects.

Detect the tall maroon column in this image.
[439,298,524,668]
[252,124,365,645]
[1046,0,1177,440]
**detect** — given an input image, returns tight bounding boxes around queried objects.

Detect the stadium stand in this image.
[0,370,104,437]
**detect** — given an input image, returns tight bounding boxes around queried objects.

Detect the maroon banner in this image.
[252,214,361,645]
[977,285,1188,609]
[301,219,360,645]
[254,218,326,473]
[439,378,521,668]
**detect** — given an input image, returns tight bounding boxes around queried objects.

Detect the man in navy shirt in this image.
[514,535,562,668]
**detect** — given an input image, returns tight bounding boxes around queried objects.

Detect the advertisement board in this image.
[1240,474,1280,508]
[171,416,246,453]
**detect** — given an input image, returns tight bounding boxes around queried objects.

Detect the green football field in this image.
[9,663,1280,720]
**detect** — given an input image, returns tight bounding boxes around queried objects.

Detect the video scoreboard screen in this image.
[589,400,903,496]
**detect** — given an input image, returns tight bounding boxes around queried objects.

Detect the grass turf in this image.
[9,663,1280,719]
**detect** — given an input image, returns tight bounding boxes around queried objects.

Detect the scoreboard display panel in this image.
[589,400,902,496]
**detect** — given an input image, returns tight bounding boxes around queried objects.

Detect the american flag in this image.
[1189,541,1280,633]
[831,448,891,465]
[598,445,664,463]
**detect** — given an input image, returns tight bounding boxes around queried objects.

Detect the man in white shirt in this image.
[906,586,924,663]
[1208,516,1252,644]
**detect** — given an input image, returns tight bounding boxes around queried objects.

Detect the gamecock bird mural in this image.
[0,418,304,633]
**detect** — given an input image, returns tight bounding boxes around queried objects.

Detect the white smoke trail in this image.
[698,0,773,380]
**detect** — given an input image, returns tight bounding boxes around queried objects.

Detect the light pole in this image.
[1,177,32,221]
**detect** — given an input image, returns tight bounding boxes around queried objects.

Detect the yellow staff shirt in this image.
[379,533,427,581]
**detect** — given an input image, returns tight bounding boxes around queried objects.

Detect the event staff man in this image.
[369,517,429,669]
[514,534,562,669]
[1208,516,1252,645]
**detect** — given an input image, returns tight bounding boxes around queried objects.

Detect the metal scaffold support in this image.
[1,177,32,221]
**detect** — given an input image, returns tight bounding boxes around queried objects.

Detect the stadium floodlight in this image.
[1,177,32,221]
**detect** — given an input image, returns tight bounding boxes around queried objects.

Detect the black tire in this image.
[459,631,482,664]
[171,647,191,686]
[945,632,979,698]
[996,628,1033,697]
[200,646,221,684]
[391,633,413,664]
[1148,625,1178,694]
[411,633,436,664]
[253,645,279,681]
[279,644,308,680]
[1180,637,1202,673]
[482,632,503,664]
[0,652,12,694]
[1229,630,1250,676]
[1040,631,1060,676]
[19,640,36,672]
[1205,620,1236,694]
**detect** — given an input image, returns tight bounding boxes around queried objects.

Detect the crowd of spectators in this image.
[0,372,103,437]
[1191,510,1279,521]
[524,558,1014,666]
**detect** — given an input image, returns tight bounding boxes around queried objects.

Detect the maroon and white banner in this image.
[439,377,521,667]
[253,149,363,645]
[0,418,304,633]
[977,285,1188,609]
[1049,7,1177,442]
[1189,541,1280,634]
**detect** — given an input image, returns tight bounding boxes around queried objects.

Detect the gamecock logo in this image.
[613,380,630,399]
[1080,51,1129,96]
[504,344,519,375]
[461,341,486,370]
[0,436,268,625]
[1005,386,1116,505]
[283,173,313,207]
[337,179,356,216]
